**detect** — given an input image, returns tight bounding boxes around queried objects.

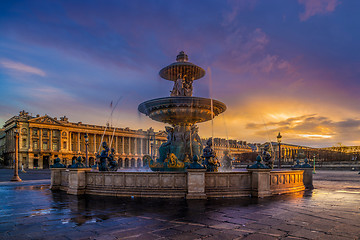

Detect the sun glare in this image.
[298,134,332,139]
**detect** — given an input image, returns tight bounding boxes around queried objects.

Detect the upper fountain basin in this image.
[159,62,206,81]
[138,96,226,125]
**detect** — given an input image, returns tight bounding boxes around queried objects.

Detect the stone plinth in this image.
[186,169,206,199]
[293,168,313,189]
[50,168,65,190]
[67,168,92,195]
[247,169,272,198]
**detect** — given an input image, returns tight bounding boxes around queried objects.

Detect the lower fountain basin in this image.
[138,97,226,125]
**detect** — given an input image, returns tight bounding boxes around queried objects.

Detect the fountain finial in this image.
[176,51,188,62]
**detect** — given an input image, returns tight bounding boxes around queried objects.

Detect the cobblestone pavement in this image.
[0,170,359,240]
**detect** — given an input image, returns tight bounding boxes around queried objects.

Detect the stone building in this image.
[261,142,317,164]
[208,138,253,160]
[2,111,166,169]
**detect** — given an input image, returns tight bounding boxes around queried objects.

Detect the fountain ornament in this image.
[138,51,226,171]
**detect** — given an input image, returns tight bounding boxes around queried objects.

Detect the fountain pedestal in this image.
[186,169,207,199]
[67,168,92,195]
[248,169,272,198]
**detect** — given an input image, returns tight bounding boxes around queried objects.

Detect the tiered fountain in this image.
[51,52,309,199]
[138,51,226,171]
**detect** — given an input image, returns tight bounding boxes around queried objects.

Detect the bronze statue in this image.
[262,144,273,169]
[202,138,220,172]
[99,142,109,171]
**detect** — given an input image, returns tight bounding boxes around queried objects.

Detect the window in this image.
[43,130,48,137]
[43,141,48,150]
[33,141,38,150]
[33,129,38,136]
[53,142,58,151]
[22,139,26,148]
[63,141,67,149]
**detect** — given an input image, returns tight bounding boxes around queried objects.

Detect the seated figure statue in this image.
[262,144,273,169]
[202,138,220,172]
[108,148,118,171]
[99,142,109,171]
[170,75,183,96]
[158,126,174,162]
[190,125,202,160]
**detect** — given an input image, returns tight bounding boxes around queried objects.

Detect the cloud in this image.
[222,0,258,26]
[213,28,293,76]
[298,0,340,21]
[0,59,46,76]
[245,113,360,146]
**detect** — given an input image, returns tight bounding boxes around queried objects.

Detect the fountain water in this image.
[138,51,226,171]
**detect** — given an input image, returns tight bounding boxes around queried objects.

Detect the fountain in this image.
[50,51,310,199]
[138,51,226,171]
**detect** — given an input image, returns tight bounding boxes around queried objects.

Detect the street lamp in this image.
[11,127,22,182]
[277,132,282,169]
[84,133,89,167]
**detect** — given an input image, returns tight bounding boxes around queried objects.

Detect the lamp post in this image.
[313,154,316,174]
[11,128,22,182]
[84,133,89,167]
[277,132,282,169]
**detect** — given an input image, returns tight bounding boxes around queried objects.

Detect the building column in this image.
[68,131,71,151]
[29,128,33,151]
[134,138,138,155]
[140,138,143,156]
[93,133,97,153]
[122,136,125,155]
[128,137,132,155]
[39,129,43,151]
[49,129,52,151]
[115,136,119,153]
[77,132,80,153]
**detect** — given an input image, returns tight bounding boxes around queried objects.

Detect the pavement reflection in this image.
[0,170,359,239]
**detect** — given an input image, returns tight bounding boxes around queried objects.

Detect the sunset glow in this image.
[1,0,359,148]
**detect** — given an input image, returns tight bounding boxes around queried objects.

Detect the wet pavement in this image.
[0,169,50,182]
[0,170,359,239]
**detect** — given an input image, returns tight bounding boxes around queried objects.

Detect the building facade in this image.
[209,138,253,160]
[2,111,167,169]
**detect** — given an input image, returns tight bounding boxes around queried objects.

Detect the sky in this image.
[0,0,359,148]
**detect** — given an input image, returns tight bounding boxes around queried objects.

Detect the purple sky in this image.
[1,0,359,147]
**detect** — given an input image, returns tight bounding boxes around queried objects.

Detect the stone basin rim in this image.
[138,96,227,114]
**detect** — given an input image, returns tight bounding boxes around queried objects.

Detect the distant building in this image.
[264,142,360,163]
[202,138,253,160]
[0,129,5,165]
[2,111,166,169]
[320,146,360,154]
